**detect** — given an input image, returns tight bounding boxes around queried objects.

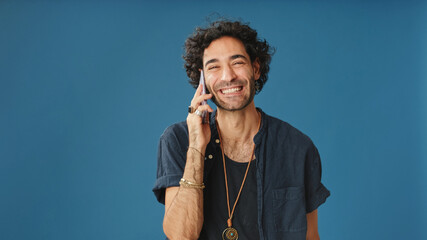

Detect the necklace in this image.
[216,113,261,240]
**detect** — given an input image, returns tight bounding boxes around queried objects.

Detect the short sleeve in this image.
[304,142,330,213]
[152,124,188,204]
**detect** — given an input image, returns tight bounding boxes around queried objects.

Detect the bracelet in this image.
[188,146,205,158]
[179,178,205,189]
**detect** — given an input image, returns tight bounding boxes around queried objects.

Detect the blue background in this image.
[1,0,426,239]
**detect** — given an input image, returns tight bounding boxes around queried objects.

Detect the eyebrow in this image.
[204,58,218,68]
[204,54,248,68]
[230,54,247,61]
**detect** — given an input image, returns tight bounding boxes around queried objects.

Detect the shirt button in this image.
[215,139,220,144]
[208,154,213,159]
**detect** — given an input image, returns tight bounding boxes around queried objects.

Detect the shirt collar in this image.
[208,107,266,145]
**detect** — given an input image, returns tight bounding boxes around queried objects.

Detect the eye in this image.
[233,61,244,65]
[208,65,219,70]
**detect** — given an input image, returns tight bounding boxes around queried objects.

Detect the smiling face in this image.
[203,36,260,112]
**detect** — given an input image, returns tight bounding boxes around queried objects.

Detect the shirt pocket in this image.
[273,186,307,232]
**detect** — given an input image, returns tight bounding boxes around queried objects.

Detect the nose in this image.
[221,64,237,82]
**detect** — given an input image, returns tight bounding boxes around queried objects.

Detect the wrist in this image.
[188,133,208,152]
[179,178,205,189]
[188,146,205,158]
[188,143,206,151]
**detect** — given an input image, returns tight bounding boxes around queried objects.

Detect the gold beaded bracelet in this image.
[179,178,205,189]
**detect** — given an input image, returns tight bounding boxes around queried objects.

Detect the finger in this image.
[195,93,212,103]
[187,105,213,122]
[196,104,214,113]
[192,84,203,99]
[190,85,205,107]
[187,110,204,123]
[188,107,212,120]
[191,93,212,107]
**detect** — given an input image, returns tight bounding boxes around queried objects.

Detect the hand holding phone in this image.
[199,70,208,123]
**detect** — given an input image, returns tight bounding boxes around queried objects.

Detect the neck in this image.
[216,101,260,141]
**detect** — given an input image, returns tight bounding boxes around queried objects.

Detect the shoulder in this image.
[161,120,188,135]
[262,111,314,148]
[160,121,188,143]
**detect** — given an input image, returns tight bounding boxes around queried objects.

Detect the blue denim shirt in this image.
[153,108,330,239]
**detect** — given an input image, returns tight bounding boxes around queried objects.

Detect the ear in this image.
[252,58,261,81]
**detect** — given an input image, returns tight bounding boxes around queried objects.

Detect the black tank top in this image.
[199,155,259,240]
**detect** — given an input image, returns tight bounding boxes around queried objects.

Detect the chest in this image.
[221,138,255,163]
[201,155,259,239]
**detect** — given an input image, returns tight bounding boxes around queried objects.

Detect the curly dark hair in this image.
[183,20,274,94]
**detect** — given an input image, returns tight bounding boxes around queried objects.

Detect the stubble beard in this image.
[207,78,256,112]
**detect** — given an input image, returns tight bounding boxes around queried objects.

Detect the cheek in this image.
[206,83,212,93]
[247,67,257,77]
[235,67,252,78]
[205,75,217,89]
[205,79,214,93]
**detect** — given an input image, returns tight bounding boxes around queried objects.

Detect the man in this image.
[153,20,330,240]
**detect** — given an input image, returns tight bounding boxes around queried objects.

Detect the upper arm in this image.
[153,124,188,204]
[306,209,319,240]
[304,143,330,213]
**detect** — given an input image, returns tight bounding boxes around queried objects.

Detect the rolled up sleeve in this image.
[304,142,330,213]
[152,125,187,204]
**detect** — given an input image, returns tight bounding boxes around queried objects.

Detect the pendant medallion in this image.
[222,227,238,240]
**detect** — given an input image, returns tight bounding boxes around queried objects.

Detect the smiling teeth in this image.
[222,87,241,94]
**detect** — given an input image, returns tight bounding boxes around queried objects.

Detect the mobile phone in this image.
[199,70,208,123]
